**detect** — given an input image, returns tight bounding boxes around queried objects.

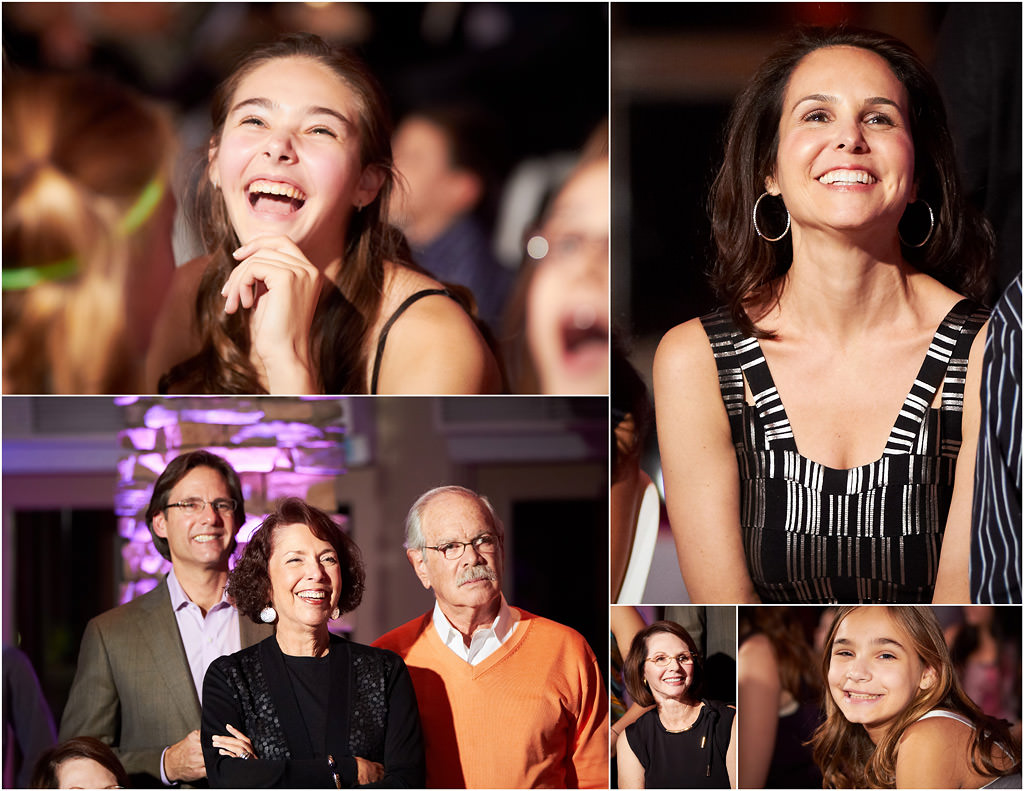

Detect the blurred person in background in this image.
[148,33,501,395]
[610,607,649,764]
[31,737,129,790]
[392,105,513,332]
[610,341,654,602]
[4,645,57,788]
[737,608,823,788]
[3,70,177,393]
[505,123,609,394]
[945,606,1022,736]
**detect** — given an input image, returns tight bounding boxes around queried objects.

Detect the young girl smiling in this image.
[148,33,501,395]
[812,606,1020,788]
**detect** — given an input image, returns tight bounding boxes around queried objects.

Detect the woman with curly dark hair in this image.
[810,606,1020,788]
[653,26,994,604]
[147,32,501,395]
[199,498,423,787]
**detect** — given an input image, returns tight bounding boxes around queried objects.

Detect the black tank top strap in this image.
[941,299,988,406]
[883,298,986,454]
[700,306,799,451]
[370,288,454,395]
[700,308,749,441]
[731,332,797,451]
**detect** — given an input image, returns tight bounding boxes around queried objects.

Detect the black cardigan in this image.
[201,634,424,788]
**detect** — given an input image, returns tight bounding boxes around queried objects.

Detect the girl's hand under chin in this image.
[221,233,323,392]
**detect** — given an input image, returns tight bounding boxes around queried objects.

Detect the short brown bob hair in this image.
[623,620,702,707]
[31,736,129,789]
[228,497,366,623]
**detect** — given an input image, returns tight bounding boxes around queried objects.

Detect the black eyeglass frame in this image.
[165,498,237,515]
[421,533,501,561]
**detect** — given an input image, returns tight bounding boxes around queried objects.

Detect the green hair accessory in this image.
[3,174,166,291]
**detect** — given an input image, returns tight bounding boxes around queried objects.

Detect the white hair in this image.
[404,485,504,549]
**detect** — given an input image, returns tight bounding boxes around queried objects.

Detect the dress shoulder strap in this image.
[699,306,797,450]
[883,299,987,454]
[370,288,453,395]
[940,300,989,410]
[700,308,747,409]
[915,708,975,729]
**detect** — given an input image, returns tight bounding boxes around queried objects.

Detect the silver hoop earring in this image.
[753,192,790,242]
[259,605,277,624]
[898,200,935,248]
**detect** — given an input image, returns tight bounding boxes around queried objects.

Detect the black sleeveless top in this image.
[700,299,988,603]
[624,700,734,788]
[370,288,453,394]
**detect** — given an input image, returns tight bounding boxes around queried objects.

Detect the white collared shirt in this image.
[431,594,520,666]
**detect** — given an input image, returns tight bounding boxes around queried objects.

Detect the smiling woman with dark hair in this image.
[654,25,994,605]
[617,621,737,788]
[199,497,424,788]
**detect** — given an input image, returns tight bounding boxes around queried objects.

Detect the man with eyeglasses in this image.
[373,485,608,788]
[60,450,272,788]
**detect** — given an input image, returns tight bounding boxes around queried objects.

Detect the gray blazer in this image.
[59,576,271,787]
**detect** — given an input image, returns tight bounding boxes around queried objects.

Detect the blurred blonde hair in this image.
[3,70,175,393]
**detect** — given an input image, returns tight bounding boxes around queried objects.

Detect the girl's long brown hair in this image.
[161,33,479,394]
[810,606,1020,788]
[709,26,993,338]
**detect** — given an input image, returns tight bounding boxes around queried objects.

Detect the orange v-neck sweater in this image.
[374,608,609,788]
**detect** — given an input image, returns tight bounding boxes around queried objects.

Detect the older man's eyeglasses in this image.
[166,498,236,516]
[423,534,499,561]
[646,652,695,667]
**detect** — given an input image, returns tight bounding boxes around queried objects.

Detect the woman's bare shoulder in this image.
[375,262,476,337]
[911,270,978,319]
[737,632,775,661]
[370,261,500,394]
[896,715,974,787]
[380,261,445,308]
[653,315,719,387]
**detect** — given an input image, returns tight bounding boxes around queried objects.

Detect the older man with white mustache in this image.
[374,485,608,789]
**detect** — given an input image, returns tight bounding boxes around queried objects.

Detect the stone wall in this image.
[114,397,347,605]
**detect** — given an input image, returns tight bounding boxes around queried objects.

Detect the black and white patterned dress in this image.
[700,299,988,603]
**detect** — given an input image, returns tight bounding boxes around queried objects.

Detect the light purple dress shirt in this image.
[160,568,241,784]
